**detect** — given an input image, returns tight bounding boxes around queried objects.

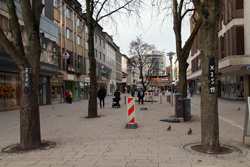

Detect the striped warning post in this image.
[144,92,148,102]
[125,97,138,129]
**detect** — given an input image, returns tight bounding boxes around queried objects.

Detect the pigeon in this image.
[52,106,54,109]
[236,107,240,111]
[167,125,171,131]
[188,128,192,135]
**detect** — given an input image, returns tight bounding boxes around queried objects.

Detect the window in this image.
[42,0,45,15]
[103,54,105,61]
[66,28,72,40]
[53,0,60,8]
[103,41,105,49]
[86,41,88,50]
[77,17,81,27]
[94,35,97,43]
[85,25,88,33]
[99,52,102,59]
[99,38,101,46]
[77,36,82,46]
[66,7,72,19]
[94,49,97,57]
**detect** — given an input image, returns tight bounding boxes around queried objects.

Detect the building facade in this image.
[0,0,59,111]
[188,0,247,99]
[54,0,87,103]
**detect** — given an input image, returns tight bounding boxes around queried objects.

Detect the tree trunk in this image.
[178,59,188,97]
[200,1,220,152]
[20,65,41,150]
[86,1,98,118]
[87,28,98,118]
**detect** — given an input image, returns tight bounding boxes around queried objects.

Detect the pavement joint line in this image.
[191,102,244,130]
[0,107,82,133]
[218,115,244,130]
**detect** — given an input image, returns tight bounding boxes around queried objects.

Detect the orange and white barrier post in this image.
[134,91,138,101]
[125,97,138,129]
[144,92,148,102]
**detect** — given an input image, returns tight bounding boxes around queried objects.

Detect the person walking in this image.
[137,88,145,104]
[69,90,72,104]
[189,86,193,97]
[98,87,106,108]
[114,89,121,107]
[65,90,69,103]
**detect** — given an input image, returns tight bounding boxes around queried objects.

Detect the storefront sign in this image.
[52,79,62,86]
[68,74,74,80]
[209,57,215,94]
[68,66,75,72]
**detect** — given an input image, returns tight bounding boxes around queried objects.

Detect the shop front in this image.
[0,72,21,111]
[51,78,64,104]
[221,75,244,99]
[39,76,50,105]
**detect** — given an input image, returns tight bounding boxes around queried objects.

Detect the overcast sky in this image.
[100,2,191,66]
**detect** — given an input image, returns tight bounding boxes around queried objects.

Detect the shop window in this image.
[0,73,21,111]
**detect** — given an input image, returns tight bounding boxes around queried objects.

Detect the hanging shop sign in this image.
[62,52,69,59]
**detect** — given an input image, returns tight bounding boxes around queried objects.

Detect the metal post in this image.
[160,94,162,104]
[129,65,132,97]
[125,96,126,104]
[168,52,174,106]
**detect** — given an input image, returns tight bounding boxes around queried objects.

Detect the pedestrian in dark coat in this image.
[98,87,106,108]
[137,88,145,104]
[189,87,194,97]
[114,89,121,107]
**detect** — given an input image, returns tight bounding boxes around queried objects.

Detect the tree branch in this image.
[182,17,202,60]
[178,0,184,20]
[192,0,202,17]
[181,8,194,21]
[6,0,25,61]
[97,0,133,22]
[95,0,108,21]
[0,28,24,69]
[32,0,44,26]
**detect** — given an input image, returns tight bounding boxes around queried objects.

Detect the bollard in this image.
[125,97,138,129]
[151,96,153,104]
[160,95,162,104]
[124,96,126,104]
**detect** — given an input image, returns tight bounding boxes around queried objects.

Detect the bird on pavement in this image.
[236,107,240,111]
[167,125,171,131]
[188,128,192,135]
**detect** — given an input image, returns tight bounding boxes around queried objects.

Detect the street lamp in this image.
[167,52,175,106]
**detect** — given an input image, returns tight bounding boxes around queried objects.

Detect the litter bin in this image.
[183,98,191,122]
[175,93,183,117]
[167,95,170,102]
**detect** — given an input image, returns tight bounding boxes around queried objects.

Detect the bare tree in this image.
[152,0,202,98]
[172,0,202,98]
[0,0,43,150]
[83,0,143,118]
[129,36,162,91]
[192,0,221,153]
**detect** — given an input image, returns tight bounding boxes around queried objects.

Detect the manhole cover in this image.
[181,142,247,158]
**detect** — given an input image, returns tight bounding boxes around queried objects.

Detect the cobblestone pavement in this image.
[0,93,250,167]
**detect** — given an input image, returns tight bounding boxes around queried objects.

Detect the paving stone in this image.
[0,94,249,167]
